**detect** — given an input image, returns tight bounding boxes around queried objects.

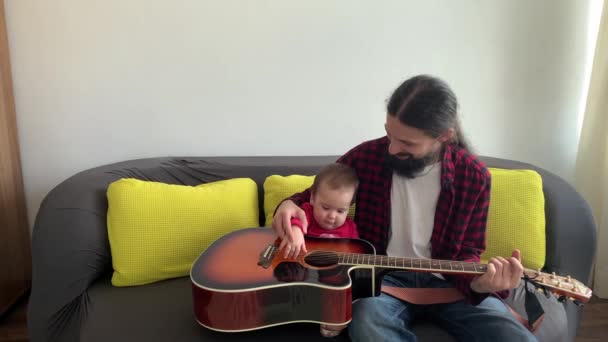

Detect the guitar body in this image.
[190,227,377,332]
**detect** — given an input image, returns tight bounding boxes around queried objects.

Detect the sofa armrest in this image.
[28,177,113,342]
[27,157,247,341]
[541,172,596,285]
[482,156,597,342]
[539,168,596,342]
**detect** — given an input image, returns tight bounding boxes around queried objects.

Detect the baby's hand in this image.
[280,226,307,258]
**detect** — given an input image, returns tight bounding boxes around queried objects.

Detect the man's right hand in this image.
[272,200,308,258]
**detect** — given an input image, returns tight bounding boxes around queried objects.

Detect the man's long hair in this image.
[386,75,471,151]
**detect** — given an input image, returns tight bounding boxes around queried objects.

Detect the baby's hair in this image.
[311,163,359,203]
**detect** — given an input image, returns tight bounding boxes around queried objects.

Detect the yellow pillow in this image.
[481,168,545,270]
[263,175,356,226]
[107,178,258,286]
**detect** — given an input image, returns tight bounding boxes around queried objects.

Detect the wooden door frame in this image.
[0,0,32,316]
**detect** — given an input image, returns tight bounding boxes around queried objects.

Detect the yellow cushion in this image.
[107,178,259,286]
[481,168,545,270]
[263,175,356,226]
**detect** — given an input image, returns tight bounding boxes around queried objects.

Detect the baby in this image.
[289,162,359,241]
[284,162,359,338]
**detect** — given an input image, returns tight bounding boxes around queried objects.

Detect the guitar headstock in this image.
[523,269,592,304]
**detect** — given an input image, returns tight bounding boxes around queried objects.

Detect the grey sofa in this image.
[28,155,596,342]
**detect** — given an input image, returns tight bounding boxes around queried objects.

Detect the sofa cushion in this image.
[263,175,315,227]
[263,174,356,227]
[106,178,259,286]
[481,168,545,270]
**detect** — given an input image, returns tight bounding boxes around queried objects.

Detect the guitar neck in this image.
[337,252,487,275]
[333,251,591,302]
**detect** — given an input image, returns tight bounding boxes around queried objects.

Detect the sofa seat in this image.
[80,274,566,342]
[81,276,458,342]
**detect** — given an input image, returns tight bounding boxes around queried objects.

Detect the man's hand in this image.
[470,250,523,293]
[272,200,308,258]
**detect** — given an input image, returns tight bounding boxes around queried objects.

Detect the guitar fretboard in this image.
[337,252,487,274]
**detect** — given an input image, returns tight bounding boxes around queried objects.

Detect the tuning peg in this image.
[550,272,556,279]
[566,276,572,283]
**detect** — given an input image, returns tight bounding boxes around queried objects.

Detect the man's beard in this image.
[385,150,440,178]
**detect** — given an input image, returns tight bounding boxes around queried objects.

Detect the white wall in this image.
[4,0,600,228]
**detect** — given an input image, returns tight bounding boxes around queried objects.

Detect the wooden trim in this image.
[0,0,32,316]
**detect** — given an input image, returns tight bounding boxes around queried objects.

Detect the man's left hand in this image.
[470,250,523,293]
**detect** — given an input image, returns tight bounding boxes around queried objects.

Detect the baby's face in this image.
[310,184,354,230]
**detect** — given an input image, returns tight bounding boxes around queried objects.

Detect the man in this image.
[272,75,536,341]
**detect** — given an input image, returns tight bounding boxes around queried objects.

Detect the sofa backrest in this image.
[35,155,595,284]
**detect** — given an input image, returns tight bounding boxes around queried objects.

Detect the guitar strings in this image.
[272,248,589,299]
[277,250,581,288]
[275,248,487,268]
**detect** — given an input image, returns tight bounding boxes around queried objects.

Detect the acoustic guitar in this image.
[190,228,592,332]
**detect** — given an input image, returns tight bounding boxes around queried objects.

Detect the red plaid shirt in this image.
[289,136,504,304]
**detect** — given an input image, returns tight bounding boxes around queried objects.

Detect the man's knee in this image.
[349,295,417,342]
[349,297,393,341]
[349,297,380,331]
[474,310,537,342]
[441,298,537,342]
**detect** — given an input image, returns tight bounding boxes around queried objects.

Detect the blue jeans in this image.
[349,271,536,342]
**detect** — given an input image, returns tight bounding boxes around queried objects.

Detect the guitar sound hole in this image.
[304,251,339,267]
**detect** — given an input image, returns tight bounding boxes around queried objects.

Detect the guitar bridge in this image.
[258,244,277,269]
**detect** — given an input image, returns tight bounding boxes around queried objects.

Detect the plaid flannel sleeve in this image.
[444,167,509,304]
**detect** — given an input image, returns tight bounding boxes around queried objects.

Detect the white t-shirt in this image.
[387,162,441,265]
